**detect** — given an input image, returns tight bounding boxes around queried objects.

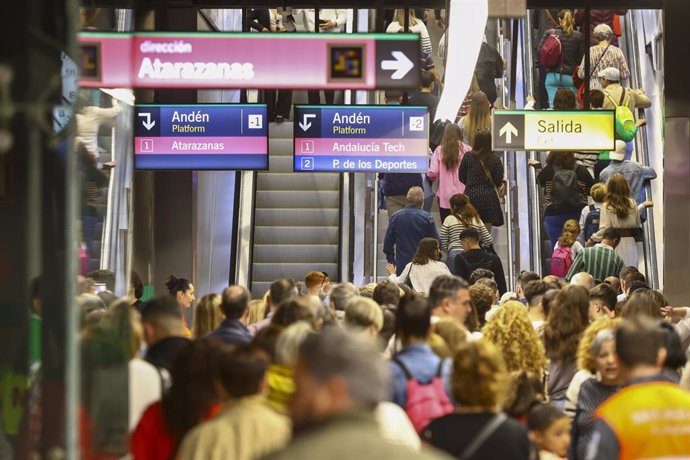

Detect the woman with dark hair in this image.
[129,270,145,312]
[532,151,594,249]
[422,340,530,459]
[131,338,228,460]
[458,129,505,231]
[658,321,688,383]
[386,238,450,294]
[589,173,651,267]
[440,193,493,273]
[428,123,470,222]
[165,275,195,336]
[620,289,663,320]
[543,285,590,408]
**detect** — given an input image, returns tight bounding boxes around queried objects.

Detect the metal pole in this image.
[624,10,658,289]
[372,176,379,283]
[504,151,515,290]
[523,11,542,275]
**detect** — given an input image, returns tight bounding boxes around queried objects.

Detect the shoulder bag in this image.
[479,156,506,205]
[458,413,507,460]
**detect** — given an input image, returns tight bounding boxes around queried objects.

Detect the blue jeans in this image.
[446,249,463,275]
[545,73,576,108]
[544,213,580,251]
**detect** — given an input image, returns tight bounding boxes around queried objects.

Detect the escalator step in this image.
[255,190,339,209]
[254,226,339,245]
[254,208,339,227]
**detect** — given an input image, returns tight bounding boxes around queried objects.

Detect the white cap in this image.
[609,140,627,161]
[597,67,620,82]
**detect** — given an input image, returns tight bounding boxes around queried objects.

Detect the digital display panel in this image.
[78,32,420,90]
[293,105,429,173]
[134,104,268,170]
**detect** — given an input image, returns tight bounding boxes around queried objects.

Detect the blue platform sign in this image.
[134,104,268,170]
[293,105,429,173]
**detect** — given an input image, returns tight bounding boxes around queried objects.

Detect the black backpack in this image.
[551,167,583,207]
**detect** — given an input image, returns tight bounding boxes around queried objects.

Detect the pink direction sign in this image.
[78,32,420,89]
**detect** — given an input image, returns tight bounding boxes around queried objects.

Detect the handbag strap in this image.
[478,155,496,188]
[459,413,507,460]
[591,43,612,75]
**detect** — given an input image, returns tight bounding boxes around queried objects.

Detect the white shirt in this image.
[129,359,162,431]
[293,9,347,32]
[389,261,451,294]
[375,402,421,450]
[75,101,122,156]
[385,21,433,55]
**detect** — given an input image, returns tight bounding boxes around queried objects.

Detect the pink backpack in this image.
[551,244,573,278]
[394,358,454,433]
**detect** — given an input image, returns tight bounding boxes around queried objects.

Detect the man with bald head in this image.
[570,272,595,290]
[209,285,252,345]
[383,186,440,276]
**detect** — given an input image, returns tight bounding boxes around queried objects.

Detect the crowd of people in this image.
[70,255,690,460]
[16,7,676,460]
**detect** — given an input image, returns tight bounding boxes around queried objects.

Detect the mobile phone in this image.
[94,283,107,293]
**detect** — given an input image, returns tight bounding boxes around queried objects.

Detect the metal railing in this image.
[624,10,659,289]
[521,12,543,275]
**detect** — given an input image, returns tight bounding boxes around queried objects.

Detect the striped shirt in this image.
[565,243,624,282]
[440,215,493,253]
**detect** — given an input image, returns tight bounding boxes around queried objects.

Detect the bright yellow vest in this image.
[595,381,690,460]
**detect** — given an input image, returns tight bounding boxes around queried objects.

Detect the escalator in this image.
[249,121,341,298]
[521,10,661,285]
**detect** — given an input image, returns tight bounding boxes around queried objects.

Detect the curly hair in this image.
[543,285,590,363]
[412,238,440,265]
[576,317,621,372]
[482,301,547,378]
[558,219,581,247]
[451,340,507,408]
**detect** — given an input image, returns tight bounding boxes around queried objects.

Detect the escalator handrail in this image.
[623,10,659,289]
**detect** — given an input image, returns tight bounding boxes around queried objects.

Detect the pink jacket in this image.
[428,141,470,209]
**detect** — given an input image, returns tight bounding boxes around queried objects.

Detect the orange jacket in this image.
[595,381,690,460]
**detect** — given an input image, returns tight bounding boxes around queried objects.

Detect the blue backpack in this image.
[583,204,600,241]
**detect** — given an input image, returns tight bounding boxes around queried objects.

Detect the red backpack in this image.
[394,358,454,433]
[538,29,563,69]
[551,244,573,278]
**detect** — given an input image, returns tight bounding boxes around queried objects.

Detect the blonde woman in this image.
[457,91,492,147]
[537,9,584,107]
[191,293,223,339]
[386,9,432,55]
[482,301,547,379]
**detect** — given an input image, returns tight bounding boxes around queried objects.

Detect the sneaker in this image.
[276,115,285,123]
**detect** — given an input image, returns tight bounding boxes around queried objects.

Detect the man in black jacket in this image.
[142,296,190,372]
[454,228,507,294]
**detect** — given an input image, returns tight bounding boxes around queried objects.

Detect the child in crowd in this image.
[527,403,572,460]
[551,220,583,278]
[579,183,606,244]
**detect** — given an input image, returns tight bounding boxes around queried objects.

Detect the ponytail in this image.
[559,10,574,36]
